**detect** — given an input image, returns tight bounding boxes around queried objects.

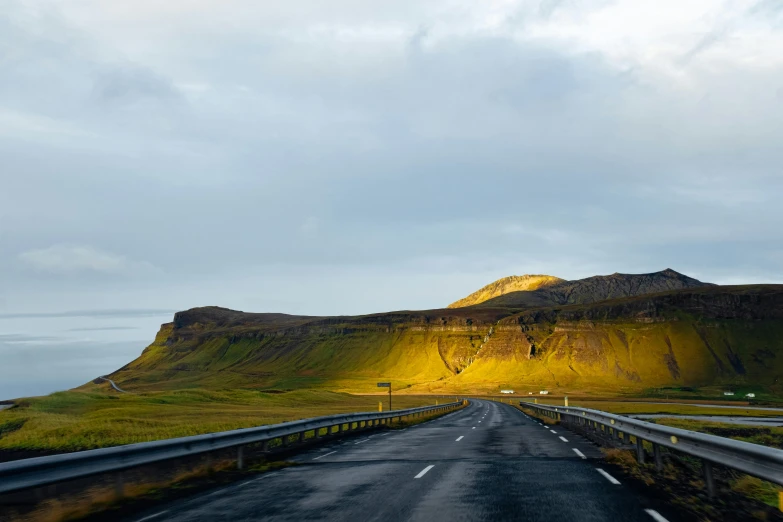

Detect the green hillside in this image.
[106,283,783,397]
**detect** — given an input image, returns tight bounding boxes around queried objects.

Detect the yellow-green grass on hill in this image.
[110,312,783,398]
[0,389,438,453]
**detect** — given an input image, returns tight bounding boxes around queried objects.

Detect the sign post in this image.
[377,382,391,411]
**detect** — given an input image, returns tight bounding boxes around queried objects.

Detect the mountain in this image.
[448,275,564,308]
[104,277,783,397]
[464,269,713,308]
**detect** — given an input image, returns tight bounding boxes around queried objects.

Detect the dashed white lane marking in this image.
[559,436,569,442]
[550,430,557,434]
[478,421,482,423]
[415,465,435,479]
[355,438,371,445]
[135,511,169,522]
[572,448,587,459]
[313,451,337,460]
[644,509,670,522]
[456,436,464,441]
[596,468,621,485]
[472,427,476,429]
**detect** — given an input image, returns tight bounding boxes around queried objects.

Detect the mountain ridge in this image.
[451,268,712,308]
[105,277,783,396]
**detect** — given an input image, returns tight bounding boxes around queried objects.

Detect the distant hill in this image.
[466,269,712,308]
[104,277,783,397]
[448,275,563,308]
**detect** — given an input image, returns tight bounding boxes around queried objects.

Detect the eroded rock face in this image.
[113,283,783,394]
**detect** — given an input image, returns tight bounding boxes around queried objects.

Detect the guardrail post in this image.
[237,445,245,469]
[636,438,645,464]
[703,460,716,498]
[653,443,663,471]
[115,472,124,498]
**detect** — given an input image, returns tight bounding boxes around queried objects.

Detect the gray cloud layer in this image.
[1,0,782,398]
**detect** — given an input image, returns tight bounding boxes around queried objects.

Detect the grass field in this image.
[651,417,783,450]
[521,398,783,417]
[0,388,441,453]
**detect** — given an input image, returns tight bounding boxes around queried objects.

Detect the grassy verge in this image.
[603,447,783,520]
[652,417,783,450]
[514,403,783,520]
[523,399,783,417]
[2,401,464,522]
[0,389,439,454]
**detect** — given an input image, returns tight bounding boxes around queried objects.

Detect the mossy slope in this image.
[108,285,783,396]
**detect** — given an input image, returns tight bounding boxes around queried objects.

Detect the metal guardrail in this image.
[519,401,783,496]
[0,401,462,495]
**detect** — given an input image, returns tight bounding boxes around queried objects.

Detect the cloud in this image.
[91,64,182,107]
[18,245,159,276]
[0,309,174,320]
[67,326,140,332]
[0,333,65,344]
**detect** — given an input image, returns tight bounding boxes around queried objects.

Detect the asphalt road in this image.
[131,400,673,522]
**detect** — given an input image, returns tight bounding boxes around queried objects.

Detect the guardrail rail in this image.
[518,401,783,497]
[0,401,463,496]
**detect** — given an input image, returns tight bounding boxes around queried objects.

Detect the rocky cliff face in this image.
[110,284,783,395]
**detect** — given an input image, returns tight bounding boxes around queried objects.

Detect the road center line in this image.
[414,465,435,479]
[456,436,464,441]
[596,468,621,485]
[313,451,337,460]
[559,436,569,442]
[572,448,587,459]
[644,509,670,522]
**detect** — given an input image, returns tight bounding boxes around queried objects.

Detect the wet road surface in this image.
[128,400,674,522]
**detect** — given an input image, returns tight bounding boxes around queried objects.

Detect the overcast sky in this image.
[2,0,782,400]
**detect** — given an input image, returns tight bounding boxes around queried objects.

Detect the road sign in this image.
[377,382,392,410]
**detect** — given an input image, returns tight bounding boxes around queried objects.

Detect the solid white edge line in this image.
[313,451,337,460]
[572,448,586,459]
[415,465,435,479]
[355,438,371,445]
[559,436,569,442]
[135,511,169,522]
[456,436,464,441]
[596,468,621,485]
[644,509,670,522]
